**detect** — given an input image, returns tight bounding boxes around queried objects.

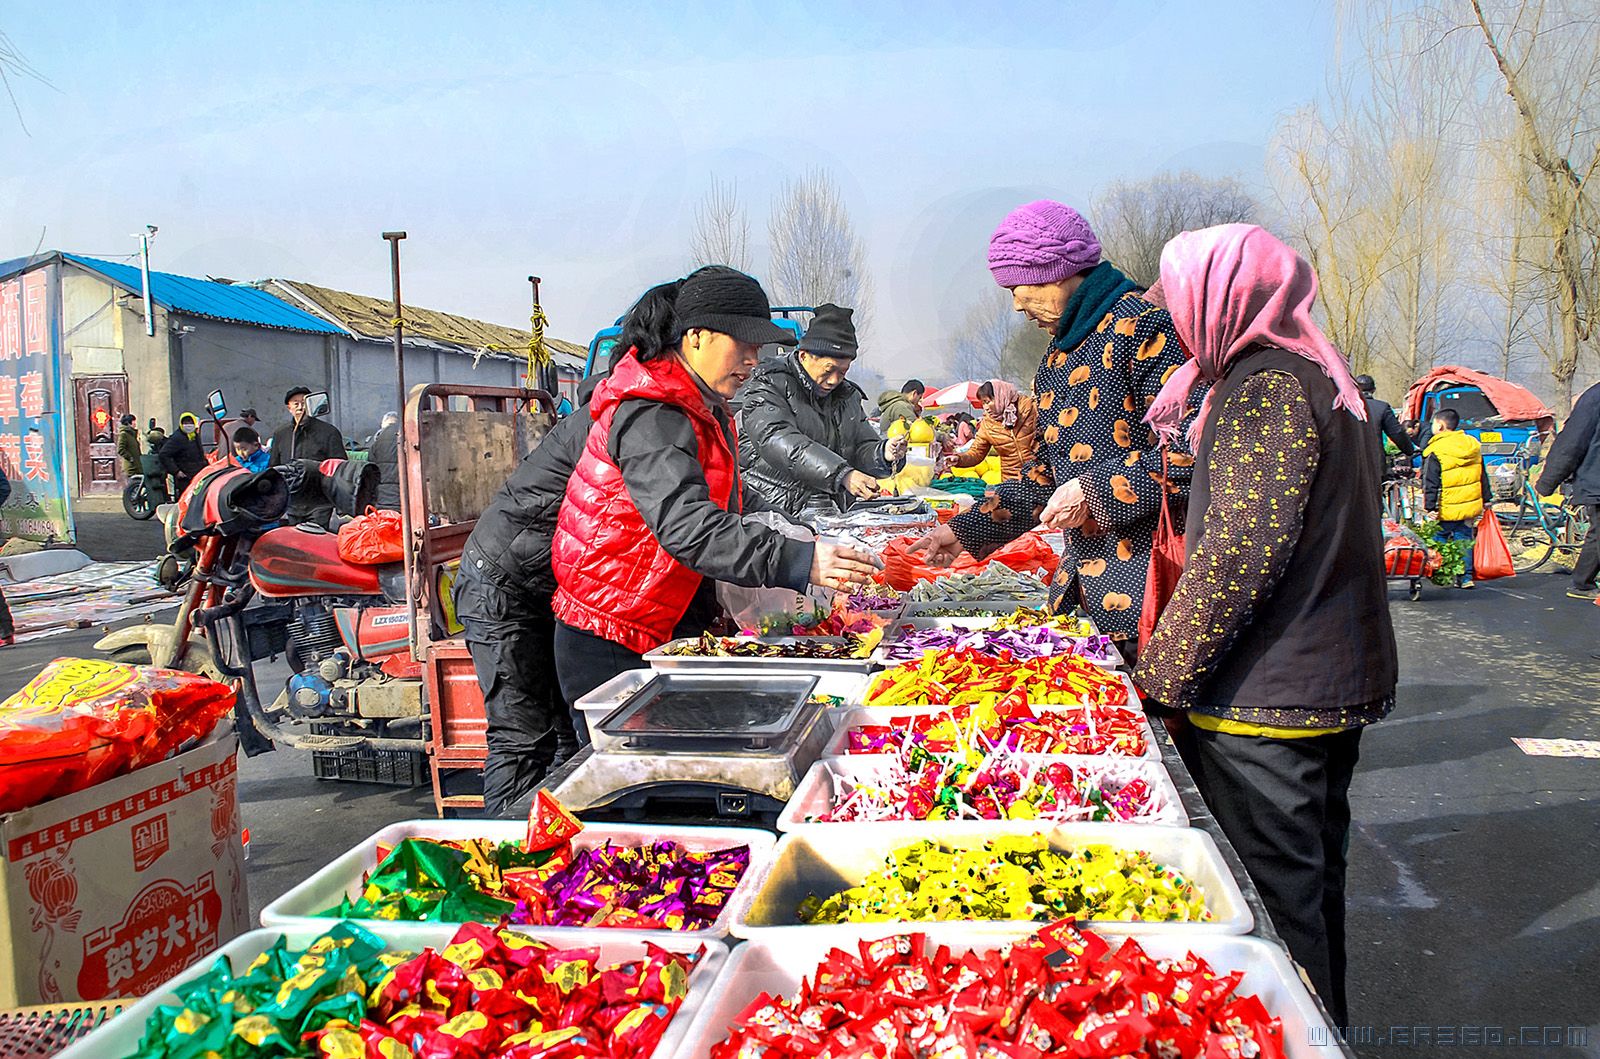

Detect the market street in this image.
[2,561,1593,1054]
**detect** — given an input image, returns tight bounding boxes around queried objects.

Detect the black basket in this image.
[309,724,427,787]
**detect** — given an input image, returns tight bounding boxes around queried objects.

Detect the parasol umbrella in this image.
[922,381,982,410]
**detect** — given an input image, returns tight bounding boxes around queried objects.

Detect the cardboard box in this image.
[0,733,249,1006]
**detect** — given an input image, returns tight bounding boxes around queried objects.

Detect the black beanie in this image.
[797,303,858,359]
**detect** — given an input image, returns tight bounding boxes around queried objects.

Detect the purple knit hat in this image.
[987,200,1102,286]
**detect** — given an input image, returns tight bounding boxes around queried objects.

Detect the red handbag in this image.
[1137,449,1186,652]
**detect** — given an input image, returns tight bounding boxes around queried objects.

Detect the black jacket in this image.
[1536,383,1600,506]
[368,423,401,509]
[268,416,346,468]
[466,412,592,598]
[1364,395,1414,482]
[737,353,900,517]
[158,430,207,479]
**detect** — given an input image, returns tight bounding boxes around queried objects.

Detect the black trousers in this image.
[552,622,647,735]
[1188,724,1363,1026]
[0,583,12,638]
[1573,504,1600,589]
[455,557,578,818]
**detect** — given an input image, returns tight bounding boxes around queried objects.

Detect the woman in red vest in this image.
[550,267,881,708]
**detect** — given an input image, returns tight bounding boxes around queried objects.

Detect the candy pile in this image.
[662,631,880,660]
[317,793,751,932]
[907,565,1048,603]
[710,921,1284,1059]
[843,701,1150,758]
[866,649,1130,707]
[798,837,1212,925]
[843,590,904,611]
[130,922,701,1059]
[878,624,1119,665]
[320,837,751,932]
[991,606,1098,635]
[816,750,1175,824]
[788,608,892,638]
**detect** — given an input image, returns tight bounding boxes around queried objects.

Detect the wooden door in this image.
[74,375,129,495]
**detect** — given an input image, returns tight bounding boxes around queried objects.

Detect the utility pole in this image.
[138,225,157,337]
[381,231,418,655]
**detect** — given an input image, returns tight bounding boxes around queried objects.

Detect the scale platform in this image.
[552,671,833,819]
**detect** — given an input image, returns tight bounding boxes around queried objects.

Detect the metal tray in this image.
[673,930,1337,1059]
[778,754,1187,832]
[873,629,1123,670]
[902,598,1049,618]
[578,668,871,723]
[56,924,727,1059]
[644,637,880,675]
[727,822,1251,941]
[822,704,1161,760]
[259,820,775,940]
[595,671,818,748]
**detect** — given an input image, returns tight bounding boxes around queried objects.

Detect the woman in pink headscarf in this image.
[1133,224,1397,1027]
[950,378,1039,480]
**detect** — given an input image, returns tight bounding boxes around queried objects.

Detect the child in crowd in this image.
[1422,407,1493,589]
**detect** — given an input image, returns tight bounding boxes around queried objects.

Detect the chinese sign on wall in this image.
[0,268,73,543]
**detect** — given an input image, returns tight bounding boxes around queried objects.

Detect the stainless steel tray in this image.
[644,636,880,675]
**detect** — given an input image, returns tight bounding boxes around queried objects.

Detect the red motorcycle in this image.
[96,406,423,756]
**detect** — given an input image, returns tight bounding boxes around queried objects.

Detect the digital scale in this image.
[550,670,832,823]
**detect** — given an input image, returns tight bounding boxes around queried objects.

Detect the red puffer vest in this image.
[551,352,739,653]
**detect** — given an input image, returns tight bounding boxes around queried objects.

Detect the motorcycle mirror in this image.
[207,389,227,420]
[306,391,331,418]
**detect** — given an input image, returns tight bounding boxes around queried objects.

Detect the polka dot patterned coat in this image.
[949,290,1204,643]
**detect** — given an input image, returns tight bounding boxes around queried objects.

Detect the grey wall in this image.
[336,339,522,443]
[167,317,334,436]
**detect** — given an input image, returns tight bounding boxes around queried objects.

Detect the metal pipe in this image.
[138,231,155,337]
[381,231,420,659]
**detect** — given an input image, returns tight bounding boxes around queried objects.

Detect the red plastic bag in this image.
[0,658,236,814]
[1137,451,1186,652]
[877,530,1057,591]
[338,507,404,565]
[1472,514,1515,580]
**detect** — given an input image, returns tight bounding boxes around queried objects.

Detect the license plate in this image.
[1478,431,1502,443]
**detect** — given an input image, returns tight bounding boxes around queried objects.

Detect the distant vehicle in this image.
[582,306,813,380]
[1414,385,1543,469]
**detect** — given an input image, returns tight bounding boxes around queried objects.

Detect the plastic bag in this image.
[338,507,404,565]
[1137,456,1186,652]
[877,530,1058,591]
[0,658,236,814]
[717,512,821,629]
[1473,514,1515,580]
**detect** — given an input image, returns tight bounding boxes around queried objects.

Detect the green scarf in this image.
[1050,262,1140,353]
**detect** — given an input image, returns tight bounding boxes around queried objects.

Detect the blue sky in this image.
[0,1,1336,377]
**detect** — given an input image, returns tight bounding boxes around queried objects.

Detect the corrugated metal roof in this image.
[64,254,343,334]
[271,279,587,367]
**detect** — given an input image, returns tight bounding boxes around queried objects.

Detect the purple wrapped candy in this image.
[879,625,1119,665]
[534,839,751,930]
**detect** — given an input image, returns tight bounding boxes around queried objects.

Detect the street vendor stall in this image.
[54,595,1356,1059]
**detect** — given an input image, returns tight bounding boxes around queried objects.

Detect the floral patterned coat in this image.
[948,291,1203,643]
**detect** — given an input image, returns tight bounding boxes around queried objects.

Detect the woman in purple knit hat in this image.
[914,200,1202,657]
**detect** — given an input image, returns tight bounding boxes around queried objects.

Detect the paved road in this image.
[2,543,1595,1054]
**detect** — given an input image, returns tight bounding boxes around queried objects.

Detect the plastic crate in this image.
[309,724,427,787]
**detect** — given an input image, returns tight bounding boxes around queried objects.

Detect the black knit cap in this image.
[676,266,797,347]
[797,303,858,359]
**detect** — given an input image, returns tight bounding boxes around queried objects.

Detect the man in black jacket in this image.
[367,411,401,510]
[269,386,346,527]
[738,304,906,519]
[1537,382,1600,600]
[158,413,208,495]
[1357,375,1415,485]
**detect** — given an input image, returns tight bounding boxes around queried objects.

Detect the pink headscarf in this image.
[986,378,1021,428]
[1144,224,1367,449]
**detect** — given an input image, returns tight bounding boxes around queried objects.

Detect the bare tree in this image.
[1093,171,1259,287]
[1467,0,1600,408]
[0,30,51,133]
[688,179,751,273]
[767,168,872,334]
[949,288,1049,386]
